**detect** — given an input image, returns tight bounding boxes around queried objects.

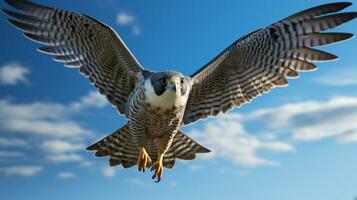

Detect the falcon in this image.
[2,0,356,181]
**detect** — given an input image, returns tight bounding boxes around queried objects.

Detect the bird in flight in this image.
[2,0,356,182]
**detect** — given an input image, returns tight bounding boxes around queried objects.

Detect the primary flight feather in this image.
[2,0,356,182]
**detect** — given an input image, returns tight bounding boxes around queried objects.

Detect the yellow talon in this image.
[137,147,152,172]
[151,153,164,182]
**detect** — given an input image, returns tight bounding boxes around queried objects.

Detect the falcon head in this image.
[144,71,192,109]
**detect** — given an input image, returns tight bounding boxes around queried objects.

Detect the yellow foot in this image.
[151,154,164,182]
[137,147,152,172]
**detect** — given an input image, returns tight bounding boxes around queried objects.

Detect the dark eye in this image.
[180,78,184,84]
[160,78,166,85]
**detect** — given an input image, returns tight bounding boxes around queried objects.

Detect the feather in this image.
[183,2,356,125]
[285,2,352,21]
[3,0,143,116]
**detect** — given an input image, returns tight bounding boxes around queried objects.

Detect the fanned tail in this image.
[86,123,139,168]
[163,130,211,169]
[87,125,210,169]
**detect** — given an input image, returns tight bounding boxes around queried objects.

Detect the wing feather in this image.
[183,2,356,125]
[2,0,143,116]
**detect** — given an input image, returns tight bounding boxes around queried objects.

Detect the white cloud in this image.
[338,131,357,143]
[189,118,294,167]
[0,138,29,147]
[116,12,135,25]
[57,172,76,179]
[315,66,357,86]
[0,91,110,175]
[187,95,357,167]
[46,153,83,163]
[5,119,92,138]
[102,167,115,177]
[246,96,357,142]
[0,166,42,176]
[80,161,93,167]
[260,141,295,152]
[116,12,141,36]
[0,151,24,157]
[0,90,108,138]
[0,63,29,85]
[40,140,84,154]
[70,91,108,111]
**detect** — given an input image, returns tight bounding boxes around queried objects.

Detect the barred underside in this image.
[183,2,356,125]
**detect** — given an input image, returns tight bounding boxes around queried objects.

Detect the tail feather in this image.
[87,125,211,169]
[163,130,211,169]
[87,123,138,168]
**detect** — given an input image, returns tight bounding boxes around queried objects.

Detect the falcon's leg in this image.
[137,147,152,172]
[151,153,164,182]
[151,131,176,182]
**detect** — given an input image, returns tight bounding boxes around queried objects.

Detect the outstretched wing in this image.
[183,2,357,125]
[1,0,143,116]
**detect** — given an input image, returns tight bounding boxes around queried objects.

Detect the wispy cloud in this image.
[57,172,76,179]
[189,96,357,167]
[102,167,115,177]
[70,91,108,111]
[247,96,357,142]
[0,166,42,176]
[189,119,294,167]
[0,91,108,138]
[315,66,357,86]
[116,12,141,36]
[3,118,92,138]
[0,62,29,85]
[117,12,135,25]
[338,132,357,143]
[80,161,93,167]
[40,140,84,154]
[46,153,83,163]
[0,91,110,175]
[0,138,29,148]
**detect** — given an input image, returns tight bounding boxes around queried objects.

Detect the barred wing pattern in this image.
[1,0,143,115]
[183,2,357,125]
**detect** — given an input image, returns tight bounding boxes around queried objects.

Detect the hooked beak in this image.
[168,79,179,92]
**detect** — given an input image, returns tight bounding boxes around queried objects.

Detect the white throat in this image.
[144,80,189,110]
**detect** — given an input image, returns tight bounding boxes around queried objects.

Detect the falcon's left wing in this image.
[1,0,144,116]
[183,2,357,125]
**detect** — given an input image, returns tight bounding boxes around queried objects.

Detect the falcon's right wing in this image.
[183,2,356,125]
[2,0,143,116]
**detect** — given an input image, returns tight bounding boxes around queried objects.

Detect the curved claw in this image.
[150,154,164,182]
[153,175,161,183]
[151,168,162,182]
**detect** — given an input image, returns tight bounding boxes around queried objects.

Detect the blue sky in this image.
[0,0,357,199]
